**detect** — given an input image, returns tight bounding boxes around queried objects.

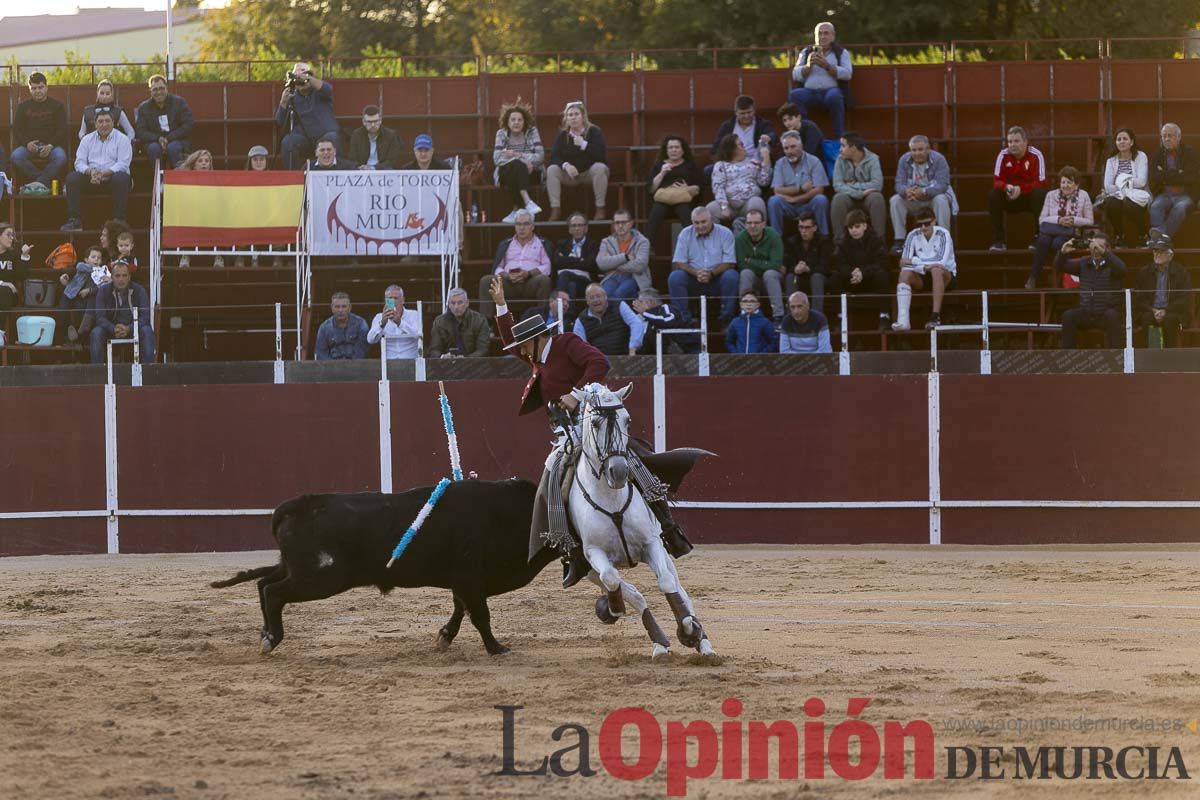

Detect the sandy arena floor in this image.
[1,544,1198,799]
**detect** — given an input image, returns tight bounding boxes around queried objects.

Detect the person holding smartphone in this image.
[366,284,422,359]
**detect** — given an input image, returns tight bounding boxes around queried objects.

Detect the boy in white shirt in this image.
[893,208,957,331]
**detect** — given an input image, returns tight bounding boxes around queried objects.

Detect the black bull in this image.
[211,446,709,655]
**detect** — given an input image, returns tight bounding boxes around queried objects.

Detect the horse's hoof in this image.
[677,616,703,649]
[698,638,716,657]
[594,596,621,625]
[651,643,670,660]
[435,632,452,652]
[260,635,276,655]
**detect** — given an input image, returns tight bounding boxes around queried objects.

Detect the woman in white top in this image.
[493,99,544,223]
[1027,165,1093,288]
[1097,127,1149,247]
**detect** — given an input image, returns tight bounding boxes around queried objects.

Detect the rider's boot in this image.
[560,535,590,588]
[649,498,693,557]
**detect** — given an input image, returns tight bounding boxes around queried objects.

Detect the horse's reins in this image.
[576,390,637,565]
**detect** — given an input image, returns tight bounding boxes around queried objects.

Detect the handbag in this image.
[653,183,695,205]
[23,278,57,307]
[44,242,77,270]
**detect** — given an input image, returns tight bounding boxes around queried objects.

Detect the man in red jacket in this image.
[488,276,692,588]
[987,126,1048,252]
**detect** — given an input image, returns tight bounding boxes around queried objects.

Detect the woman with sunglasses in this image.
[545,101,609,221]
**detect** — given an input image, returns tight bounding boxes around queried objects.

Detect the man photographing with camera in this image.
[1053,231,1127,349]
[275,61,340,170]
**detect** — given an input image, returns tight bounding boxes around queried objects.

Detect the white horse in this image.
[567,382,714,659]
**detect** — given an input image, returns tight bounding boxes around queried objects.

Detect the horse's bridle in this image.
[579,391,629,480]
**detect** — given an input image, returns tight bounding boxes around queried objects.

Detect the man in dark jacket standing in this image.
[135,75,194,168]
[275,62,339,170]
[1055,233,1128,349]
[348,105,405,170]
[11,72,69,191]
[1134,233,1192,347]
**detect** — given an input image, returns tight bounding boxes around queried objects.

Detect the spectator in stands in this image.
[308,137,357,171]
[726,290,778,353]
[831,131,884,245]
[633,286,700,352]
[779,291,831,354]
[828,209,892,330]
[552,212,599,299]
[988,125,1048,251]
[246,144,270,171]
[1027,166,1093,289]
[276,62,338,171]
[179,149,213,171]
[61,110,132,232]
[493,99,545,222]
[11,72,69,194]
[79,79,135,141]
[401,134,450,170]
[893,208,957,332]
[113,231,138,274]
[479,210,552,317]
[57,244,106,342]
[1149,123,1199,239]
[596,209,651,302]
[890,134,955,253]
[646,135,702,251]
[1097,128,1149,248]
[668,206,739,326]
[735,208,785,327]
[1055,233,1127,349]
[100,219,132,266]
[315,291,368,360]
[776,102,824,165]
[632,288,700,355]
[788,22,853,137]
[710,95,776,174]
[90,261,154,364]
[768,129,829,237]
[0,226,34,341]
[429,287,491,358]
[546,101,609,221]
[573,282,645,356]
[366,284,422,359]
[1134,233,1191,348]
[135,74,193,169]
[707,134,771,233]
[783,211,832,312]
[349,105,404,171]
[540,288,577,331]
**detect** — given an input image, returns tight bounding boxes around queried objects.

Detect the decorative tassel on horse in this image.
[385,383,464,568]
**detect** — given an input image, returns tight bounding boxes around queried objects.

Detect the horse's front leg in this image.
[584,545,626,616]
[645,541,715,656]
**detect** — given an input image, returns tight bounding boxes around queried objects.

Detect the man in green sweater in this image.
[428,287,492,357]
[735,208,785,326]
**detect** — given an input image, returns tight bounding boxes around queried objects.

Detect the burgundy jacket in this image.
[495,310,610,416]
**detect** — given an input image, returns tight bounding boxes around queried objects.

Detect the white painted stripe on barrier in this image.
[118,508,275,517]
[928,369,942,545]
[674,500,932,509]
[672,499,1200,510]
[653,373,666,452]
[378,379,393,494]
[0,510,110,520]
[104,382,119,554]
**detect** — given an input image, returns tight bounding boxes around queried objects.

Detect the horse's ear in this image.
[615,383,633,401]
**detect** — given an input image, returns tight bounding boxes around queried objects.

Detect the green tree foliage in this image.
[197,0,1199,69]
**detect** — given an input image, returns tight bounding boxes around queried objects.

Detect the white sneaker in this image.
[501,209,520,224]
[892,320,911,332]
[525,200,542,216]
[179,255,190,268]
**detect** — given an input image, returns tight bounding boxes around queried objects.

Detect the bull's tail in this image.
[210,564,278,589]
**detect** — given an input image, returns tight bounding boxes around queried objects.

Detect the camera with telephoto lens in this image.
[284,70,309,91]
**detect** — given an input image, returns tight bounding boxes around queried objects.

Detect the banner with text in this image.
[306,170,455,256]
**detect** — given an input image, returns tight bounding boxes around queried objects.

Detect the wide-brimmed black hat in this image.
[503,313,553,350]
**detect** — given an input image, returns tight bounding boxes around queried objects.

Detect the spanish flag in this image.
[162,171,305,247]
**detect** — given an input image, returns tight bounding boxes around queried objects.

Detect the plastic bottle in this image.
[469,202,479,223]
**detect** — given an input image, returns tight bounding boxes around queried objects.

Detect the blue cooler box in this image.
[16,315,56,346]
